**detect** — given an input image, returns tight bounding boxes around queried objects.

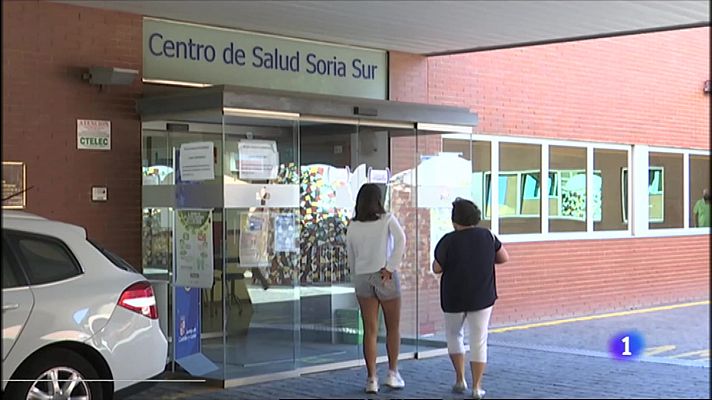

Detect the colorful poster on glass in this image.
[239,212,271,267]
[175,209,214,288]
[274,213,298,253]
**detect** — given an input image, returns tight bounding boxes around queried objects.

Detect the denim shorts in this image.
[352,270,401,300]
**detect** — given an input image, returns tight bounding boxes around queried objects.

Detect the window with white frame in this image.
[592,148,630,232]
[498,142,542,234]
[550,170,603,220]
[442,138,492,229]
[648,152,683,229]
[483,171,554,218]
[621,167,665,223]
[689,154,710,228]
[439,134,708,239]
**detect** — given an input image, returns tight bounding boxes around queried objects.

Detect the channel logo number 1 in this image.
[621,336,632,356]
[609,331,644,360]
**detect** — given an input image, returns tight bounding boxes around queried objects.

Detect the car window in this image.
[9,232,82,285]
[89,239,137,273]
[2,239,27,289]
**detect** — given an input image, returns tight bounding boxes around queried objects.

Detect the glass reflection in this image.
[549,146,588,232]
[499,143,542,234]
[648,153,683,229]
[689,155,711,228]
[594,149,629,231]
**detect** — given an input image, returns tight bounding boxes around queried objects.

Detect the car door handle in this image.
[2,304,20,311]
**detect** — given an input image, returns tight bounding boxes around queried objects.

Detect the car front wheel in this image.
[7,348,105,400]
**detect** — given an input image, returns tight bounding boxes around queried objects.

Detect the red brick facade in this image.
[2,1,143,266]
[426,28,710,149]
[3,2,708,333]
[390,28,710,330]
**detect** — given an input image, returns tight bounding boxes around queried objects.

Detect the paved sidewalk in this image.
[127,344,709,399]
[488,302,709,363]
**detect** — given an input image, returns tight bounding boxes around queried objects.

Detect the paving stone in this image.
[125,344,709,399]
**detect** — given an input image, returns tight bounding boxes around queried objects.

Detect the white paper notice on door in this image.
[179,142,215,181]
[369,168,390,184]
[238,140,279,180]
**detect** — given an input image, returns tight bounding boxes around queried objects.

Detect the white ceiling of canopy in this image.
[57,1,709,55]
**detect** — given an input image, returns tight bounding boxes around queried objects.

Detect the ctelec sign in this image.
[143,18,388,99]
[77,119,111,150]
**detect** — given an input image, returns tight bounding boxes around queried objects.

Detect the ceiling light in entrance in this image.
[142,78,213,88]
[223,107,300,120]
[417,123,473,134]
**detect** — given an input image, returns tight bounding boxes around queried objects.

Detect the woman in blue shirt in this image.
[433,198,509,399]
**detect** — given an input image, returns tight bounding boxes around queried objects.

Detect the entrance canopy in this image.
[137,85,478,127]
[58,0,708,55]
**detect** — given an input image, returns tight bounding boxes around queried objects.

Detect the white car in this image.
[2,211,168,400]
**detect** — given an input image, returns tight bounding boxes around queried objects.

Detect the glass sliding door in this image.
[141,118,226,372]
[387,126,418,356]
[358,123,418,361]
[142,107,473,383]
[220,113,300,380]
[137,86,478,385]
[170,126,226,378]
[297,119,361,368]
[297,119,417,368]
[413,128,478,352]
[142,124,175,359]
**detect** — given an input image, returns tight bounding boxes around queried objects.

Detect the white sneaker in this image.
[384,369,405,389]
[452,381,468,393]
[473,388,486,399]
[365,377,379,394]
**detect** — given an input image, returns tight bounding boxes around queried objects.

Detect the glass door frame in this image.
[138,85,478,386]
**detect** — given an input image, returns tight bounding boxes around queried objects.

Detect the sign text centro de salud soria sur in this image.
[143,18,388,100]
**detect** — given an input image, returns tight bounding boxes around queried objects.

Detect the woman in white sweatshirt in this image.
[346,183,406,394]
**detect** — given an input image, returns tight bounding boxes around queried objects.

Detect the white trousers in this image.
[444,306,493,362]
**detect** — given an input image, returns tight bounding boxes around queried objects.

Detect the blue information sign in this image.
[175,286,201,359]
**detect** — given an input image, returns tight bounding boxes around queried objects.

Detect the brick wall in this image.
[398,234,710,334]
[2,1,143,266]
[389,52,429,104]
[491,236,710,325]
[389,28,710,330]
[428,27,710,149]
[3,2,708,333]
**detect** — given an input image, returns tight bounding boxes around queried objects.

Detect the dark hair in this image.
[451,198,481,226]
[353,184,386,222]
